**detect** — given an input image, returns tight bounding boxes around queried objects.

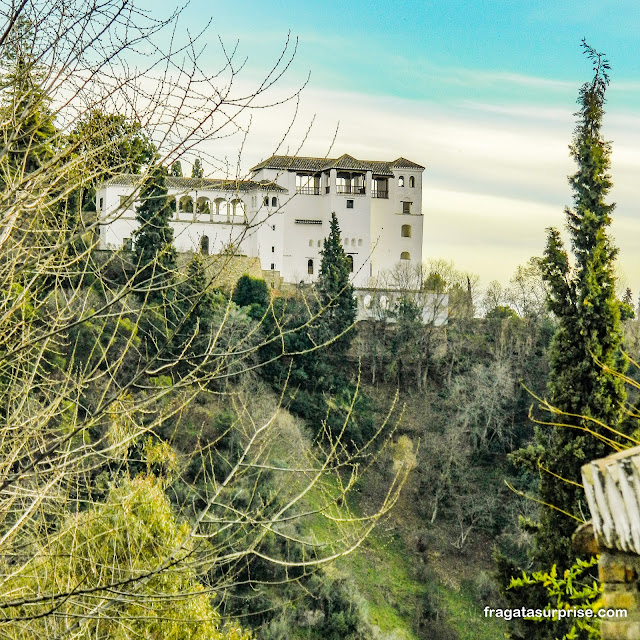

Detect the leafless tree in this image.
[0,1,412,636]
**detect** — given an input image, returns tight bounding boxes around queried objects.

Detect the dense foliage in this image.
[520,42,629,571]
[0,9,415,638]
[5,7,637,639]
[134,163,178,298]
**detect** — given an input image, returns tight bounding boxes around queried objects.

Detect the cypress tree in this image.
[191,158,203,178]
[172,253,221,372]
[317,211,357,353]
[133,164,177,301]
[170,161,183,177]
[535,41,627,568]
[621,287,635,320]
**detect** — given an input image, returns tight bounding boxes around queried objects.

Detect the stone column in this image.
[329,168,337,194]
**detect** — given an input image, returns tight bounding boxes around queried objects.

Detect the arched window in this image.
[409,176,415,188]
[401,224,412,238]
[232,198,245,217]
[200,235,210,255]
[179,195,193,212]
[351,238,356,247]
[271,196,278,207]
[400,251,411,261]
[196,197,211,214]
[344,238,349,246]
[346,255,354,272]
[317,240,321,248]
[309,239,313,247]
[398,175,405,187]
[264,196,269,206]
[358,239,363,247]
[308,259,314,275]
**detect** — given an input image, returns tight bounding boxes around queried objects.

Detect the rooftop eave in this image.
[100,174,287,193]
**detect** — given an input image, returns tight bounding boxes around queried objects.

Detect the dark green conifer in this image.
[232,274,269,320]
[317,212,357,351]
[621,288,635,321]
[0,19,56,187]
[172,253,221,370]
[170,161,183,177]
[535,41,627,568]
[133,164,177,300]
[191,158,203,178]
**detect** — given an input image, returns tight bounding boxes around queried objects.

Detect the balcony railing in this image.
[336,185,366,195]
[371,190,388,199]
[296,186,321,195]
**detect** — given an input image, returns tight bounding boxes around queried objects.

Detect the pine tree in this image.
[535,41,627,568]
[133,164,177,300]
[0,20,69,261]
[621,287,635,320]
[191,158,203,178]
[66,111,155,212]
[173,253,221,371]
[0,19,56,187]
[317,211,357,352]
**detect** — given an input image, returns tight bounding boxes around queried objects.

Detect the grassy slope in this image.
[297,466,508,639]
[335,520,508,639]
[251,385,510,639]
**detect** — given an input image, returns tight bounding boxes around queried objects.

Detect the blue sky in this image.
[136,0,640,298]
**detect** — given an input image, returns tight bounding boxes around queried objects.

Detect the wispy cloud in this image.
[460,101,573,122]
[165,76,640,293]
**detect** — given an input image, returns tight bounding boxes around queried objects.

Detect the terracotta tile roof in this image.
[103,175,286,192]
[330,154,368,171]
[251,154,425,176]
[250,156,331,172]
[390,157,426,170]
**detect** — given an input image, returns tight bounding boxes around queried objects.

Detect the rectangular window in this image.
[296,173,320,195]
[270,263,275,270]
[346,199,354,209]
[271,224,276,231]
[271,246,275,252]
[402,201,412,214]
[99,197,103,210]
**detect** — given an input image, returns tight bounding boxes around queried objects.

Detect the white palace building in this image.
[96,154,425,289]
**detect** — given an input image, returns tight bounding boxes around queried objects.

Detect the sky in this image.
[134,0,640,297]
